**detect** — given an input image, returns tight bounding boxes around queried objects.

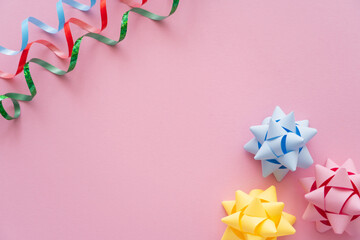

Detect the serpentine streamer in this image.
[0,0,147,79]
[0,0,97,56]
[0,0,179,120]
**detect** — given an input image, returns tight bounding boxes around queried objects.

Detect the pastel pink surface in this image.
[0,0,360,240]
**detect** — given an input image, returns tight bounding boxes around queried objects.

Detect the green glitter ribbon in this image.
[0,0,179,120]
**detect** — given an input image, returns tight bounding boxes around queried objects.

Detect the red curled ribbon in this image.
[0,0,179,120]
[0,0,147,79]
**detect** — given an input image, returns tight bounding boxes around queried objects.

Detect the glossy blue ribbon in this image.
[0,0,96,56]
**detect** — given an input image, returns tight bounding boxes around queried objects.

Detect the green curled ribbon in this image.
[0,0,179,120]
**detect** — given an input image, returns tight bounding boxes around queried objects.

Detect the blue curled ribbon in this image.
[0,0,96,56]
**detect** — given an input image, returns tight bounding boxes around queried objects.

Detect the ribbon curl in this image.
[0,0,147,79]
[0,0,179,120]
[0,0,96,56]
[0,0,147,56]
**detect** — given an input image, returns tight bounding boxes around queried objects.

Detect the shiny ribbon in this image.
[0,0,147,79]
[0,0,179,120]
[0,0,96,56]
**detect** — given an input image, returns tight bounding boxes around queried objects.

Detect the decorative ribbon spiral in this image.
[0,0,96,56]
[0,0,147,79]
[0,0,179,120]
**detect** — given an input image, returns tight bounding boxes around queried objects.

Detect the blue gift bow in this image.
[0,0,96,56]
[258,123,304,170]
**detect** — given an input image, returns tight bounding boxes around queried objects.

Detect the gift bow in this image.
[244,106,317,181]
[221,186,296,240]
[301,159,360,235]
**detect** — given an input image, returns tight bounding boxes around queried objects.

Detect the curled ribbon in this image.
[0,0,147,79]
[0,0,179,120]
[0,0,96,56]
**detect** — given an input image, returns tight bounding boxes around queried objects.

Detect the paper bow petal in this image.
[245,106,317,181]
[301,159,360,235]
[221,186,296,240]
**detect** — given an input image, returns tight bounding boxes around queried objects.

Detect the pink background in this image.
[0,0,359,239]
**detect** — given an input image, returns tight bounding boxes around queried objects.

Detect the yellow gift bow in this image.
[221,186,296,240]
